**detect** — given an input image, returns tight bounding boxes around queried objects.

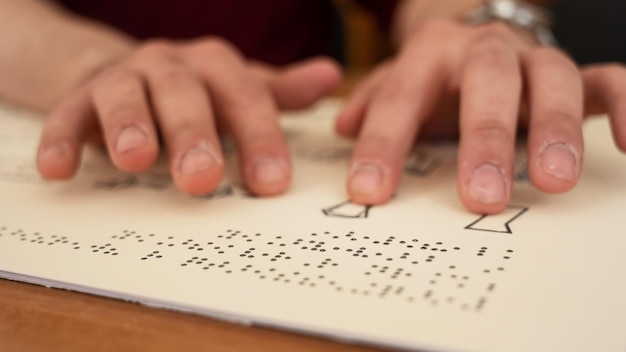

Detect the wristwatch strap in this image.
[465,0,558,46]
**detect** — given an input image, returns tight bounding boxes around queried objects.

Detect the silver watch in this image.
[465,0,557,46]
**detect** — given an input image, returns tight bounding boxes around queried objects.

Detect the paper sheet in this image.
[0,100,624,352]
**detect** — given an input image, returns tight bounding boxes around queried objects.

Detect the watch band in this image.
[465,0,558,46]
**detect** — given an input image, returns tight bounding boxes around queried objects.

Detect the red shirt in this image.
[54,0,399,66]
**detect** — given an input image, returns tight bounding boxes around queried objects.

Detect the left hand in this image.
[336,19,626,214]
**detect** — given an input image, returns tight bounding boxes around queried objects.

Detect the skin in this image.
[338,0,626,213]
[1,0,625,214]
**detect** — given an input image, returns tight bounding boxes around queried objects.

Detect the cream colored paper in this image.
[0,100,624,352]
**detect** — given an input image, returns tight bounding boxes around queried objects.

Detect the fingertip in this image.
[37,141,80,180]
[530,142,580,194]
[461,200,509,215]
[176,169,225,196]
[245,155,291,197]
[172,143,225,196]
[459,163,511,214]
[347,161,395,205]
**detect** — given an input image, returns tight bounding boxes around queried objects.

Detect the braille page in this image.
[0,100,625,352]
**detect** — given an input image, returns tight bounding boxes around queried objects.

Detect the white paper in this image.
[0,100,624,352]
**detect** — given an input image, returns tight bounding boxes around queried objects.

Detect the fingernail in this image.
[39,141,70,164]
[116,126,147,154]
[253,156,288,184]
[179,143,220,176]
[468,163,507,204]
[538,142,577,181]
[349,162,383,195]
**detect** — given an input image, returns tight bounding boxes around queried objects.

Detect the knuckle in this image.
[467,34,516,68]
[355,133,405,165]
[471,118,515,143]
[223,83,268,114]
[136,39,175,58]
[191,36,240,59]
[536,110,581,130]
[603,62,626,77]
[407,19,457,44]
[93,67,141,93]
[477,21,516,38]
[528,48,578,74]
[153,63,195,88]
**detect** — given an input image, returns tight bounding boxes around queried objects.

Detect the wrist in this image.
[391,0,553,47]
[391,0,483,46]
[464,0,557,46]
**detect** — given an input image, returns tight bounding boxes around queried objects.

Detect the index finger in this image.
[346,32,446,205]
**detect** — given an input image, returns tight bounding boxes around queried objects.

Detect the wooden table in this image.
[0,279,382,352]
[0,70,387,352]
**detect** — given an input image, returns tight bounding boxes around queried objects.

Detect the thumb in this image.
[255,57,343,110]
[582,64,626,151]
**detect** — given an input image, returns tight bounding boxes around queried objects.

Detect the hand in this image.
[37,37,341,196]
[336,19,626,214]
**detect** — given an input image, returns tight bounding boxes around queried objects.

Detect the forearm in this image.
[391,0,553,46]
[0,0,135,111]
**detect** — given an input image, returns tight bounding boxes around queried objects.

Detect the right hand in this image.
[36,37,342,196]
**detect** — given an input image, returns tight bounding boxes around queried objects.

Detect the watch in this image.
[465,0,558,46]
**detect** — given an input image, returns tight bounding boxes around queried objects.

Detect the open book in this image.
[0,100,624,352]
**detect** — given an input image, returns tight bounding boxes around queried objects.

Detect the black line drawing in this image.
[195,184,235,200]
[322,200,372,219]
[294,146,352,163]
[94,174,139,190]
[514,160,529,183]
[464,205,528,234]
[94,172,173,191]
[403,152,441,177]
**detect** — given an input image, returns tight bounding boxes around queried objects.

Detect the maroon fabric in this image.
[54,0,399,66]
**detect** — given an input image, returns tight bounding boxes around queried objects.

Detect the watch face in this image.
[490,0,552,25]
[466,0,556,46]
[489,0,519,20]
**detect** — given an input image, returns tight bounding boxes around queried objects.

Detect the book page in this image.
[0,100,624,352]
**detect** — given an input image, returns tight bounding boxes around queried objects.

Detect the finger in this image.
[183,38,290,196]
[37,88,99,179]
[255,57,343,110]
[131,43,224,195]
[525,48,584,193]
[457,35,522,214]
[582,64,626,151]
[335,62,391,138]
[347,36,446,205]
[90,66,160,173]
